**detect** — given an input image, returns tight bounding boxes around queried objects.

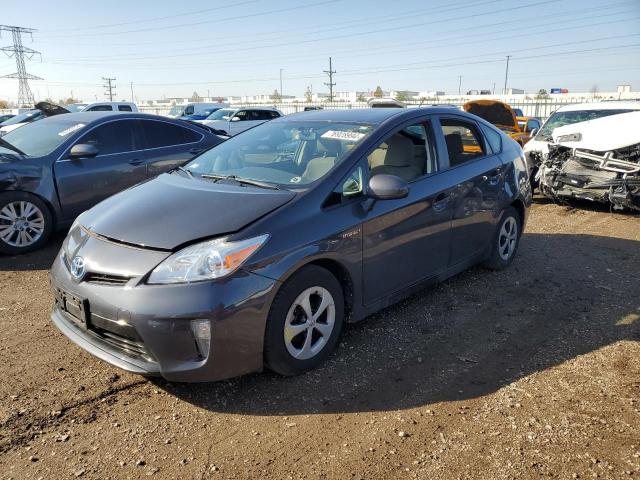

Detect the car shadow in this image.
[0,230,65,271]
[157,232,639,415]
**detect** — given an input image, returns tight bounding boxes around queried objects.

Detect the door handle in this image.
[488,168,503,185]
[128,158,145,165]
[433,192,451,211]
[189,148,204,155]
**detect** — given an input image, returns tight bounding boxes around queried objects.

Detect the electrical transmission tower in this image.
[0,25,42,107]
[103,77,116,101]
[323,57,336,102]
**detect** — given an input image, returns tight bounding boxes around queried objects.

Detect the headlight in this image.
[147,234,268,284]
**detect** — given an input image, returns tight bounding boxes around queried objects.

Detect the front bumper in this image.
[49,235,279,382]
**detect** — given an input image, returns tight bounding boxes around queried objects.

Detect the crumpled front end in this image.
[538,142,640,211]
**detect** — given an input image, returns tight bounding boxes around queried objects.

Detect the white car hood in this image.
[200,119,228,128]
[552,111,640,151]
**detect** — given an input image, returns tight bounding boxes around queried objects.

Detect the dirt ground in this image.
[0,198,639,480]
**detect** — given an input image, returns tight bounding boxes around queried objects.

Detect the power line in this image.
[102,77,116,101]
[0,25,42,107]
[38,0,344,38]
[324,57,336,101]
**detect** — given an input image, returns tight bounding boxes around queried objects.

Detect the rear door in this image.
[433,115,503,266]
[139,119,209,177]
[54,119,147,220]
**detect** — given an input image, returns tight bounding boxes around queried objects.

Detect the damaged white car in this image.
[537,111,640,211]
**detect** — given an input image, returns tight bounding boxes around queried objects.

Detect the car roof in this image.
[278,107,454,124]
[37,111,179,123]
[234,106,280,111]
[555,101,640,112]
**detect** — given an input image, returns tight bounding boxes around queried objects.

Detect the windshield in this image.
[2,117,89,157]
[206,108,235,120]
[168,105,185,116]
[66,104,88,112]
[1,110,43,126]
[537,109,634,141]
[186,120,374,187]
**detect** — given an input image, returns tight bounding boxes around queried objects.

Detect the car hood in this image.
[552,111,640,151]
[79,173,296,250]
[201,119,228,128]
[463,100,518,130]
[34,101,70,117]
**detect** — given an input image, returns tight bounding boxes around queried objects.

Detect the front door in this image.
[361,119,456,305]
[54,119,147,221]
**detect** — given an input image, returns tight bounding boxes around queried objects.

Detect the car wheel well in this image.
[510,198,525,231]
[306,259,354,322]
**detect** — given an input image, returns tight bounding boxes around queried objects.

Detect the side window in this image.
[76,121,137,155]
[439,118,485,168]
[367,121,437,183]
[325,164,365,207]
[183,106,194,115]
[480,124,502,154]
[141,121,202,148]
[269,111,281,119]
[118,105,132,112]
[233,110,248,121]
[87,105,113,112]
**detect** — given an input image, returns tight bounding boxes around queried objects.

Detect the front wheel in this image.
[264,265,344,376]
[484,206,521,270]
[0,192,53,255]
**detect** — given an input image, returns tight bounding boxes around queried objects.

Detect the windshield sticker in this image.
[58,123,86,137]
[321,130,366,142]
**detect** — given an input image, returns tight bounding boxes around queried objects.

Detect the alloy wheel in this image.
[0,201,46,248]
[283,286,336,360]
[498,216,518,261]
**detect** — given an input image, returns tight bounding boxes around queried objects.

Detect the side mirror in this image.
[231,116,241,122]
[529,127,538,137]
[368,174,409,200]
[69,143,99,159]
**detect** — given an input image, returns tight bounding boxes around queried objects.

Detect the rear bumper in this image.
[50,247,279,382]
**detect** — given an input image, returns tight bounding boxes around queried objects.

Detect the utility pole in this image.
[0,25,42,107]
[103,77,116,101]
[279,68,283,99]
[323,57,336,102]
[503,55,511,95]
[457,75,462,95]
[130,82,134,103]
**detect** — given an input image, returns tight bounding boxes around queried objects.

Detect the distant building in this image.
[617,84,631,93]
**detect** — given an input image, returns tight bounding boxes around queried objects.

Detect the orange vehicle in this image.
[463,100,539,146]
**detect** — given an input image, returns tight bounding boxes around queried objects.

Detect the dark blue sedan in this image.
[50,107,531,381]
[0,112,222,253]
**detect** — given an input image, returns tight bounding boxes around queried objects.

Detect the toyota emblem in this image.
[70,256,85,280]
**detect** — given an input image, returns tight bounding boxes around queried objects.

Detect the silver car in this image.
[199,107,282,136]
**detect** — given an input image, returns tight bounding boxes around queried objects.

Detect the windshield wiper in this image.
[174,165,194,178]
[0,137,25,156]
[200,174,280,190]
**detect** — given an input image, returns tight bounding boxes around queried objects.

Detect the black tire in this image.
[484,206,521,270]
[0,191,54,255]
[264,265,344,376]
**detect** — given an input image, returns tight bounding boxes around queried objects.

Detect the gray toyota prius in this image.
[50,108,531,382]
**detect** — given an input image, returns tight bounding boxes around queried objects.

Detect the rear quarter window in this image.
[480,124,502,154]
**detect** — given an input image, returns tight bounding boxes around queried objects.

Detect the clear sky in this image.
[1,0,639,102]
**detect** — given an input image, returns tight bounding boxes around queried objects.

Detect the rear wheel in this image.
[0,192,53,254]
[484,206,521,270]
[264,265,344,376]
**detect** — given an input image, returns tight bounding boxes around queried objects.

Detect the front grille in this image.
[84,272,131,286]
